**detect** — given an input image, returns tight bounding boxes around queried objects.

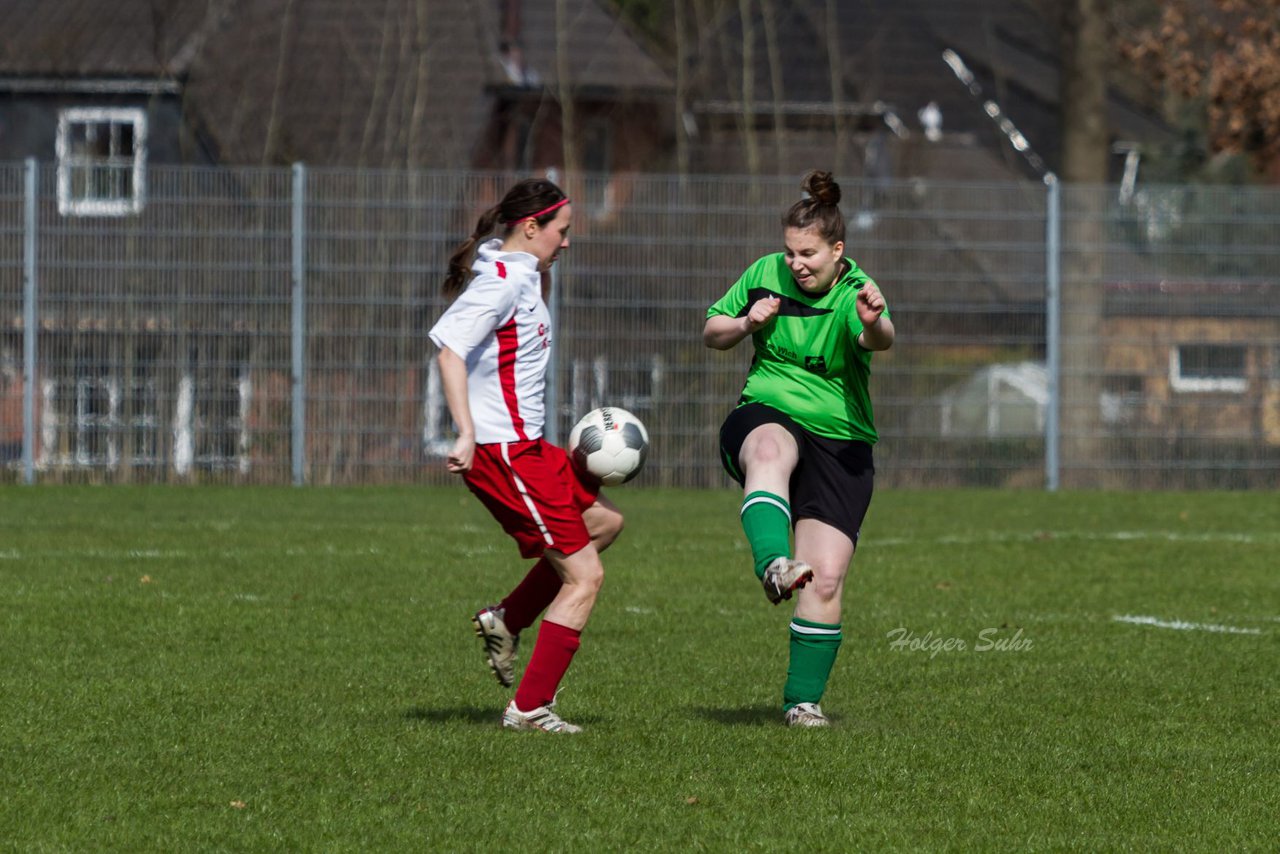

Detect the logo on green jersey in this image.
[769,342,799,362]
[803,355,827,373]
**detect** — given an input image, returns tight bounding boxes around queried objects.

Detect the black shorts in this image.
[719,402,875,544]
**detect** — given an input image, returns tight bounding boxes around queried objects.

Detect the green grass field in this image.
[1,485,1276,851]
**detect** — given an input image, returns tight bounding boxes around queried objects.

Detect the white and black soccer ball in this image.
[567,406,650,486]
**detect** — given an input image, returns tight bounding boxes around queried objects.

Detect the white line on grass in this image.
[1,547,392,561]
[1104,530,1263,544]
[1112,614,1263,635]
[872,530,1273,547]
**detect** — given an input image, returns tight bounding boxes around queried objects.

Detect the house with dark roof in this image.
[1103,279,1280,460]
[681,0,1169,183]
[0,0,675,479]
[0,0,674,210]
[0,0,209,214]
[670,0,1177,317]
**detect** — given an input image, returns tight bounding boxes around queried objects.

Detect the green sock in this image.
[783,618,842,710]
[740,491,792,579]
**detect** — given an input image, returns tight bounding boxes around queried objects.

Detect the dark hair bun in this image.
[801,170,841,206]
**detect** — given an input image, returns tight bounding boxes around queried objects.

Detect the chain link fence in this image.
[3,161,1278,488]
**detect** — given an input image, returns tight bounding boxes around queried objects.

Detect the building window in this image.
[581,116,615,221]
[1100,373,1144,426]
[71,375,116,467]
[56,107,147,216]
[37,370,162,470]
[172,369,252,476]
[1170,344,1247,393]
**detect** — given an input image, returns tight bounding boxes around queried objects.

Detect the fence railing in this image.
[3,160,1278,488]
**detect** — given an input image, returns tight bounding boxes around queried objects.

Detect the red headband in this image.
[503,197,570,226]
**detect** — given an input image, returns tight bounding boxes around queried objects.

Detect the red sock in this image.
[499,558,561,634]
[514,620,581,711]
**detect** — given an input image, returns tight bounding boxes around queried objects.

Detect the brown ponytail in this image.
[441,178,568,299]
[782,169,845,246]
[443,205,502,299]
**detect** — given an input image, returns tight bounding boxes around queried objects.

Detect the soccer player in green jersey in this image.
[704,170,894,727]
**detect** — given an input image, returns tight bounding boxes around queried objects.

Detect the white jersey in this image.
[429,239,551,444]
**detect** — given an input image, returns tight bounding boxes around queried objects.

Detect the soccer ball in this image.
[567,406,650,486]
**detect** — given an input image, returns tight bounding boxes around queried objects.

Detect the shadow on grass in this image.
[693,704,777,726]
[403,705,610,728]
[403,706,498,726]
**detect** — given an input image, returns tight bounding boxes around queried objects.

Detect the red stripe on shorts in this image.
[500,442,554,546]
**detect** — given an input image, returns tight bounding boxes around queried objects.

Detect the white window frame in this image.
[36,370,165,471]
[581,115,615,219]
[56,107,147,216]
[172,368,252,476]
[1169,344,1247,393]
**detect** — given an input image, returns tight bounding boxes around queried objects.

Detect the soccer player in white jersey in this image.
[429,179,624,734]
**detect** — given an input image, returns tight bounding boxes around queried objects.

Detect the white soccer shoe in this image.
[472,606,519,688]
[501,699,583,734]
[762,557,814,604]
[784,702,830,728]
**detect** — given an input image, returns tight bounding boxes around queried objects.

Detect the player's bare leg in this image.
[504,545,603,732]
[793,520,855,626]
[475,497,623,687]
[583,494,625,552]
[740,424,813,602]
[782,519,856,726]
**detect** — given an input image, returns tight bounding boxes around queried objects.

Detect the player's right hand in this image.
[747,295,781,331]
[446,435,476,474]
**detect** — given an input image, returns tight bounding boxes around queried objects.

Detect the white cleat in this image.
[762,557,814,604]
[472,606,519,687]
[501,699,583,734]
[784,702,830,727]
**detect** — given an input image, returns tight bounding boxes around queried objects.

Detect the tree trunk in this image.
[760,0,787,172]
[1058,0,1108,487]
[1059,0,1108,184]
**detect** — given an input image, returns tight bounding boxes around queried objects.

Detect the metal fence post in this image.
[291,163,307,486]
[1044,173,1061,492]
[21,159,37,485]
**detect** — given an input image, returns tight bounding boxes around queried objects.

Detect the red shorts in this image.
[463,438,601,559]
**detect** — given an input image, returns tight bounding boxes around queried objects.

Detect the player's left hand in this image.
[856,283,886,326]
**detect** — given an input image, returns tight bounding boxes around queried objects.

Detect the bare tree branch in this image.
[760,0,788,172]
[823,0,848,176]
[674,0,691,179]
[557,0,581,180]
[262,0,298,164]
[737,0,761,177]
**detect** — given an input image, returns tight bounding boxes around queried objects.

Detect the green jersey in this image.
[707,253,887,443]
